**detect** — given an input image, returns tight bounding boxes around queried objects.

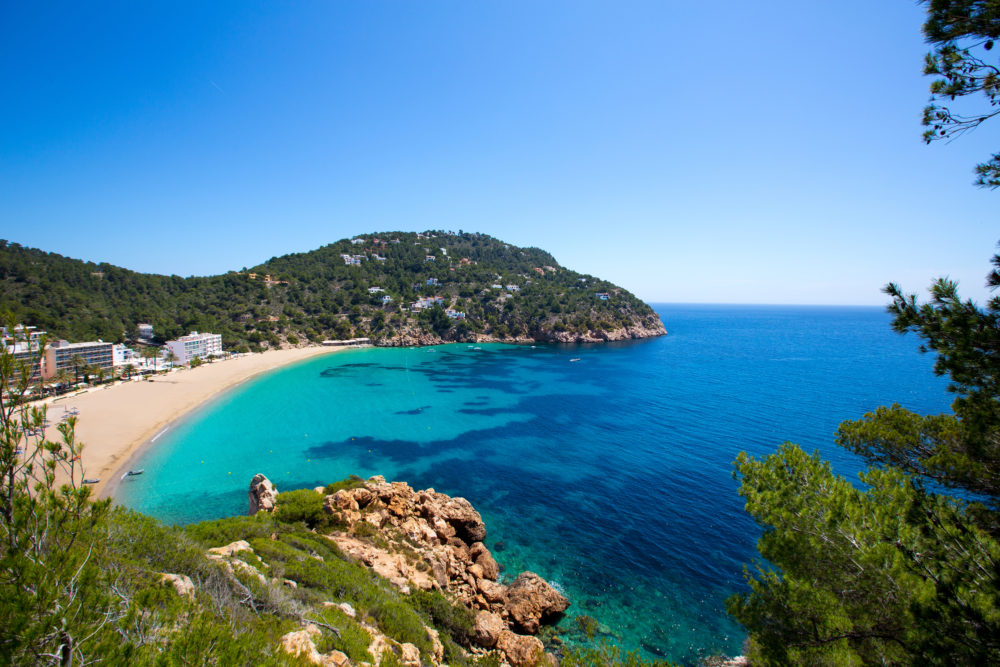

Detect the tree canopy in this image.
[728,251,1000,665]
[921,0,1000,187]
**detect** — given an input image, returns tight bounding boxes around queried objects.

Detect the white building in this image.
[43,340,114,380]
[137,323,153,340]
[165,331,223,365]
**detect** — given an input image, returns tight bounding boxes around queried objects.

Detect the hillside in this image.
[0,232,664,351]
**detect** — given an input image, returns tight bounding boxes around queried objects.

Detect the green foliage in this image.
[576,614,600,640]
[274,488,330,529]
[0,231,662,348]
[561,642,680,666]
[183,511,277,547]
[410,588,475,646]
[920,0,1000,187]
[323,474,366,495]
[729,248,1000,664]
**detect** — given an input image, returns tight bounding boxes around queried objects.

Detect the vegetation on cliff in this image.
[0,231,664,351]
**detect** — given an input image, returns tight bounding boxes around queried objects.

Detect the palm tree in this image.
[164,349,177,368]
[70,354,85,387]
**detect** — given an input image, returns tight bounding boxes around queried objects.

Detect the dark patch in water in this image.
[395,405,432,415]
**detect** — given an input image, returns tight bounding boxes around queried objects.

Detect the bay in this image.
[115,304,953,663]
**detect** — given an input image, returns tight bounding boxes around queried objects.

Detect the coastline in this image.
[42,346,347,499]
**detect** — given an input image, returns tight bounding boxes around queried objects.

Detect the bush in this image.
[410,589,474,646]
[323,474,367,495]
[274,488,328,529]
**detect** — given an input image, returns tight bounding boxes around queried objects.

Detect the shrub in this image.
[274,488,327,529]
[323,474,367,495]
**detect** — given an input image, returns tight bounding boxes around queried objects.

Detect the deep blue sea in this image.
[116,304,953,663]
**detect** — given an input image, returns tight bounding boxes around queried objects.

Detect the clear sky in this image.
[1,1,996,305]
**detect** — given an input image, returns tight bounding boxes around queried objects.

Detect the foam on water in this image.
[115,304,953,663]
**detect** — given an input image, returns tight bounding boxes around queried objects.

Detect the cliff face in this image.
[373,319,667,347]
[253,474,570,666]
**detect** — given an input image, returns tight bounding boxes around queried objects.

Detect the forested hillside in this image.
[0,232,664,351]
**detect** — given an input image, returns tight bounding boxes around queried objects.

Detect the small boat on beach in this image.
[121,469,145,480]
[82,478,100,485]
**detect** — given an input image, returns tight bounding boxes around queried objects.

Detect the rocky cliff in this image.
[251,474,570,667]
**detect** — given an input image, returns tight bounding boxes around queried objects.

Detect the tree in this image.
[0,316,112,665]
[920,0,1000,187]
[729,251,1000,663]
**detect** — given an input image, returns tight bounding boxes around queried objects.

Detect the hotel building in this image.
[165,331,223,365]
[42,340,114,380]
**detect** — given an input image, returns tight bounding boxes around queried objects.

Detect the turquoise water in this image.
[116,304,953,663]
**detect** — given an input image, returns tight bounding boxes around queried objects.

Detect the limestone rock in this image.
[473,611,505,648]
[505,572,570,634]
[496,630,545,667]
[248,473,278,514]
[159,573,194,598]
[399,642,421,666]
[326,650,350,667]
[279,625,323,664]
[207,540,252,558]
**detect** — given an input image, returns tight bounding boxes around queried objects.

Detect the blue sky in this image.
[1,1,996,305]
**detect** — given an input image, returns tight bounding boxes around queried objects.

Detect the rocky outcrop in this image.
[279,625,350,666]
[314,475,569,667]
[505,572,570,634]
[159,573,195,598]
[248,473,278,514]
[373,318,667,347]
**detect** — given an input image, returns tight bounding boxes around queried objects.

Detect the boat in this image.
[121,469,145,480]
[569,358,581,362]
[82,478,100,485]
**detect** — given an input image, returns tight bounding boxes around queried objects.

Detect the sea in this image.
[115,304,954,664]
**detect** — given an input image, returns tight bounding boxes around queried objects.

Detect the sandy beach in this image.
[40,346,343,499]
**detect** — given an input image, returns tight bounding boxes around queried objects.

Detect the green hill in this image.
[0,232,664,350]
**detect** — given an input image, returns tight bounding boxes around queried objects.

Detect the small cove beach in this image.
[40,346,344,498]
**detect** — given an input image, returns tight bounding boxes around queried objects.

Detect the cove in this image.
[115,304,953,663]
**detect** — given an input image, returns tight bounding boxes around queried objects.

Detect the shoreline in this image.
[41,346,348,499]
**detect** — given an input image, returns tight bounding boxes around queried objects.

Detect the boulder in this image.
[496,630,545,667]
[475,550,500,580]
[279,625,322,664]
[504,572,570,634]
[434,496,487,543]
[399,642,421,666]
[248,473,278,514]
[473,610,505,648]
[159,573,194,598]
[207,540,252,558]
[332,489,359,511]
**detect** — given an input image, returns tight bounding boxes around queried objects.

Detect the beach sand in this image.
[41,346,343,499]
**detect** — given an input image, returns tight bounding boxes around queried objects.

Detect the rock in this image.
[338,602,356,618]
[325,650,350,667]
[333,489,360,511]
[475,550,500,580]
[425,626,445,663]
[283,578,298,589]
[159,573,194,598]
[353,487,374,507]
[473,611,505,648]
[435,496,487,544]
[279,625,322,664]
[505,572,570,635]
[207,540,252,558]
[313,486,325,494]
[248,473,278,514]
[399,642,421,666]
[478,578,507,604]
[496,630,545,667]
